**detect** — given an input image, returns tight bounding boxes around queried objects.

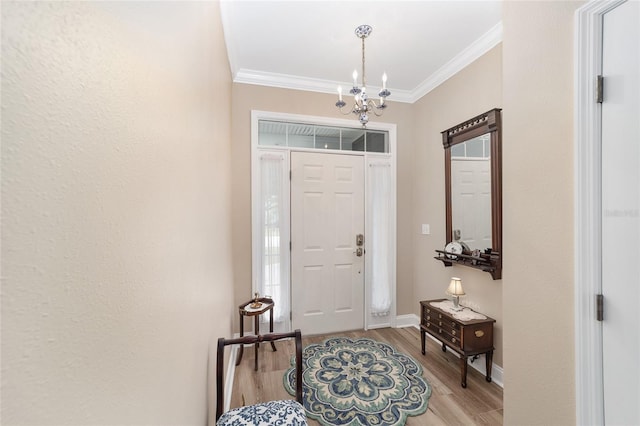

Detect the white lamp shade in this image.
[446,277,465,296]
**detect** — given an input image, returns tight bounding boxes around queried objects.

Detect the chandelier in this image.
[335,24,390,127]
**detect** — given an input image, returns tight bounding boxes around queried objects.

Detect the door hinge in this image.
[290,311,292,321]
[289,241,292,251]
[596,75,604,104]
[289,170,292,180]
[596,294,604,321]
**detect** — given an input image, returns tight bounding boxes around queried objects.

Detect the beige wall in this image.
[411,46,504,367]
[230,85,415,326]
[1,2,234,425]
[502,1,580,424]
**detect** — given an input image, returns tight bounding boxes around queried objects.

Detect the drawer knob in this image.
[439,314,443,319]
[439,329,442,334]
[451,337,456,343]
[475,330,485,338]
[452,322,456,327]
[426,309,431,313]
[452,330,456,336]
[426,322,430,327]
[439,321,442,326]
[427,316,431,320]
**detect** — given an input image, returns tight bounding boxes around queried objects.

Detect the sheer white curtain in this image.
[258,153,289,330]
[368,161,392,316]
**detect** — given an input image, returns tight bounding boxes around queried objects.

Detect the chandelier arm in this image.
[367,100,385,117]
[336,104,357,116]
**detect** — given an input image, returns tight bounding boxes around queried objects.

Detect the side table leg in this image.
[485,350,494,382]
[460,356,468,388]
[269,308,276,352]
[235,313,244,366]
[254,315,259,371]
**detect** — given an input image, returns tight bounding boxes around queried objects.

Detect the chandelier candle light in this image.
[335,25,390,127]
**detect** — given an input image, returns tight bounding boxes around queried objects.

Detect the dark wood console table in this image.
[420,299,495,388]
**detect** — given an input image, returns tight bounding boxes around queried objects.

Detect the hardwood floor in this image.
[228,327,503,425]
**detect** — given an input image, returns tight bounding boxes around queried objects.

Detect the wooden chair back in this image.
[215,329,303,421]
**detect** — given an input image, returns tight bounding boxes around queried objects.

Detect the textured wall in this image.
[411,46,504,367]
[502,1,581,424]
[230,84,415,328]
[1,2,234,425]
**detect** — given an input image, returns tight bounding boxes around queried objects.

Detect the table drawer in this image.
[423,311,460,334]
[424,321,462,349]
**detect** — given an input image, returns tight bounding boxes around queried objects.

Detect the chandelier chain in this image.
[361,36,366,88]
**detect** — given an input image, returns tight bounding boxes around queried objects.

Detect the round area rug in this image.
[283,337,431,426]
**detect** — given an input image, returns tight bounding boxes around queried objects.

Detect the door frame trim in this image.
[250,110,397,331]
[574,1,626,424]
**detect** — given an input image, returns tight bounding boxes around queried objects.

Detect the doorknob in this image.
[354,247,363,257]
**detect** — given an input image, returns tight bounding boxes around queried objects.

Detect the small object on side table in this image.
[419,298,495,388]
[250,292,263,309]
[237,295,276,371]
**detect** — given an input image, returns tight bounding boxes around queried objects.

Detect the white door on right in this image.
[601,1,639,424]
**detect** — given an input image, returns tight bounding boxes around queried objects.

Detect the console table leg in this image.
[421,330,425,355]
[442,343,447,353]
[460,356,468,388]
[485,350,494,382]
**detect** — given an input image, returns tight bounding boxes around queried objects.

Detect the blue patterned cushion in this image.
[217,400,307,426]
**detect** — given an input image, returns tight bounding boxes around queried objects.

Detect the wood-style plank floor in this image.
[228,327,503,425]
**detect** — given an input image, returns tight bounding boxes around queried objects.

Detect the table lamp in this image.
[446,277,465,311]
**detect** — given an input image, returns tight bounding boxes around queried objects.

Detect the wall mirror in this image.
[435,108,502,279]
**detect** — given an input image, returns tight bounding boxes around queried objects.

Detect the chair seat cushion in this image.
[217,399,307,425]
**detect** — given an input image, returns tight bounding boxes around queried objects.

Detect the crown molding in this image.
[234,69,415,103]
[231,21,502,105]
[408,22,503,103]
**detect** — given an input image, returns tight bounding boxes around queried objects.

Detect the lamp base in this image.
[451,296,464,311]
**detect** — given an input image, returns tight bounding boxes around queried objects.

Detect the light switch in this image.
[421,224,430,235]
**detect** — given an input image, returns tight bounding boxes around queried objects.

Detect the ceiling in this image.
[220,1,502,103]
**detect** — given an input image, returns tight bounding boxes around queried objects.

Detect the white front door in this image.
[290,152,364,335]
[601,1,640,424]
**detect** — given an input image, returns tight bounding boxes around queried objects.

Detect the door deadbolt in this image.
[355,247,363,257]
[356,234,364,246]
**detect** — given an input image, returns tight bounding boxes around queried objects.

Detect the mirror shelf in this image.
[437,108,502,280]
[433,250,501,280]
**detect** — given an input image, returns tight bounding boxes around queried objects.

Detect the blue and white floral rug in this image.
[283,337,431,426]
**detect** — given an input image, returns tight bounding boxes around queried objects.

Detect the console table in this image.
[420,299,495,388]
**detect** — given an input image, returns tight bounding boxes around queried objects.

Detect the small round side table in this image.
[236,297,277,371]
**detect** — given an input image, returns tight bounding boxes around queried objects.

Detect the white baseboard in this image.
[223,338,240,413]
[394,314,504,388]
[395,314,420,328]
[367,322,392,330]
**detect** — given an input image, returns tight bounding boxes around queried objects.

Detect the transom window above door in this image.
[258,120,389,153]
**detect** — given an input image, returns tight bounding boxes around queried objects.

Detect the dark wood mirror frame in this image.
[435,108,502,279]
